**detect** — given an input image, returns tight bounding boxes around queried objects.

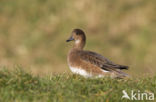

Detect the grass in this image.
[0,0,156,76]
[0,68,155,102]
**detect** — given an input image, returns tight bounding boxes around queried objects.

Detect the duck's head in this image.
[66,29,86,49]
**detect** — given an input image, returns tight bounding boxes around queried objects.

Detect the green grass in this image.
[0,68,155,102]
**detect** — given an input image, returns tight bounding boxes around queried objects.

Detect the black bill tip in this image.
[66,36,74,42]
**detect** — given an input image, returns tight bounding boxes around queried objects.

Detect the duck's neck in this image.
[73,39,86,50]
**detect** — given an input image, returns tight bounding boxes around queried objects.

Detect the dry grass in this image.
[0,0,156,77]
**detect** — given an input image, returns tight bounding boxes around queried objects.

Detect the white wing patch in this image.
[69,66,92,78]
[69,66,109,78]
[101,69,109,73]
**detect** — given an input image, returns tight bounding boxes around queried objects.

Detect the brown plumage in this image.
[66,28,129,78]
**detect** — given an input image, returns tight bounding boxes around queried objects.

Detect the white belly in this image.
[69,66,92,78]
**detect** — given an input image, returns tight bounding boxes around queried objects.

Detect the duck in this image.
[66,28,129,78]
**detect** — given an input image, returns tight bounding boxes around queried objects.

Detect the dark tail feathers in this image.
[119,65,129,70]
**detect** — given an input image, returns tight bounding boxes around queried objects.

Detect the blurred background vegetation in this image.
[0,0,155,77]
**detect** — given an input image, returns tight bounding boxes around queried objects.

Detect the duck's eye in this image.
[76,33,80,35]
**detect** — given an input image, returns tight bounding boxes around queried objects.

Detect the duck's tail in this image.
[113,70,130,79]
[118,65,129,70]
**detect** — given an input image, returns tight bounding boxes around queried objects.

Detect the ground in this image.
[0,68,155,102]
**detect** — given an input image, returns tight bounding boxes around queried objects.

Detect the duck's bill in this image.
[66,36,74,42]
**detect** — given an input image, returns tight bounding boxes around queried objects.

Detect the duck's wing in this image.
[78,50,128,72]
